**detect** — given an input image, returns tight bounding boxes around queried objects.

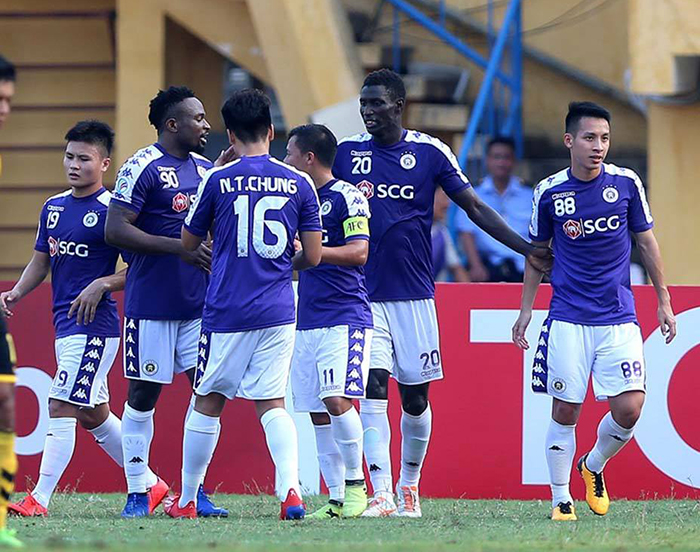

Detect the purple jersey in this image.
[34,188,120,338]
[529,163,654,325]
[333,129,470,301]
[297,179,372,330]
[184,154,322,333]
[112,143,211,320]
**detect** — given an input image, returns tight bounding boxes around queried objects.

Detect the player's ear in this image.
[101,156,111,173]
[226,129,235,146]
[164,117,178,134]
[563,132,574,150]
[268,124,275,143]
[395,97,405,115]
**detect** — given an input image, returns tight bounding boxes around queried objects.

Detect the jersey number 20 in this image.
[233,195,290,259]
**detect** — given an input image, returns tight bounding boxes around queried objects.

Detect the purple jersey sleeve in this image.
[112,158,158,214]
[184,172,215,237]
[626,172,654,233]
[529,184,553,241]
[298,176,322,232]
[432,140,471,196]
[34,204,49,253]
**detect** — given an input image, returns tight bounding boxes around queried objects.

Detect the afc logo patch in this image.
[356,180,374,200]
[172,192,189,213]
[563,219,582,240]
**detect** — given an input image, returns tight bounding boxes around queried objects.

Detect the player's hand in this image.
[181,242,212,272]
[526,246,553,275]
[68,280,107,326]
[512,310,532,349]
[468,262,489,282]
[214,145,236,167]
[293,238,302,253]
[0,290,20,317]
[658,302,677,344]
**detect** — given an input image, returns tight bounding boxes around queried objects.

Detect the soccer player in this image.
[0,53,21,548]
[164,89,322,520]
[105,87,227,518]
[2,121,152,516]
[284,124,372,519]
[333,69,551,517]
[512,101,676,521]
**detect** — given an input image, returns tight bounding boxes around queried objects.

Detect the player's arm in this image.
[292,231,323,271]
[181,226,203,252]
[106,202,211,271]
[512,239,549,349]
[0,251,50,317]
[321,239,368,266]
[634,229,676,343]
[450,188,552,274]
[67,268,127,326]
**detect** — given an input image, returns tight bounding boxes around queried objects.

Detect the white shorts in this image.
[370,299,442,385]
[291,325,373,413]
[531,318,646,403]
[194,323,295,400]
[123,317,201,384]
[50,335,119,407]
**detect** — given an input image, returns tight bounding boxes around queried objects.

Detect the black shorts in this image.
[0,316,16,380]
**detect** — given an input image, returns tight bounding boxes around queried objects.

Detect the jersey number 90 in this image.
[233,195,290,259]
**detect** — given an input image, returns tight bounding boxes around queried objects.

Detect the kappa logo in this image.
[563,219,583,240]
[350,343,363,353]
[356,180,374,200]
[200,334,208,345]
[349,356,362,366]
[347,382,362,393]
[81,362,96,373]
[351,330,364,340]
[535,350,545,361]
[126,348,136,358]
[88,337,104,347]
[532,376,545,388]
[77,375,92,386]
[72,388,88,400]
[369,464,381,472]
[126,319,137,330]
[125,334,135,344]
[533,364,545,374]
[348,368,361,380]
[538,337,547,347]
[127,362,138,373]
[541,325,549,334]
[84,349,101,360]
[199,347,207,359]
[172,192,189,213]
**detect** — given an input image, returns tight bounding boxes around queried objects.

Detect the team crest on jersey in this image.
[562,219,583,240]
[400,151,417,170]
[320,199,333,216]
[602,186,619,203]
[83,212,99,228]
[197,165,208,179]
[356,180,374,200]
[172,192,189,213]
[551,378,566,392]
[142,360,158,376]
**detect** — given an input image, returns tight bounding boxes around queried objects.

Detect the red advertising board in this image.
[6,282,700,500]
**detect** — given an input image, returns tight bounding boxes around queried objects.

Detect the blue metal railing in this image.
[383,0,523,167]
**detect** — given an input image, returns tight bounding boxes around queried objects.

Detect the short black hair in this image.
[221,89,272,144]
[487,135,516,154]
[363,68,406,102]
[148,86,196,132]
[565,101,611,134]
[64,120,115,156]
[0,56,15,82]
[288,124,337,168]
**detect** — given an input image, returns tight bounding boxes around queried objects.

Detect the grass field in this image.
[8,493,700,551]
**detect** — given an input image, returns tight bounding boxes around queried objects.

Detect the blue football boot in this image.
[121,492,150,518]
[197,485,228,518]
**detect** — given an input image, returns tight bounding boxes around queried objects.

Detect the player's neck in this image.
[234,141,269,158]
[371,125,404,147]
[570,161,602,182]
[311,169,335,190]
[158,137,190,160]
[71,181,102,198]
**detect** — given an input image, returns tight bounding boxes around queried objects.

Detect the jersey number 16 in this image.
[233,195,290,259]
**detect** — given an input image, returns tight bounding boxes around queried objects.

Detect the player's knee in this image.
[127,381,162,411]
[310,412,331,426]
[76,404,108,430]
[401,392,428,416]
[366,369,390,400]
[323,397,352,417]
[551,400,581,425]
[612,407,642,429]
[48,399,78,419]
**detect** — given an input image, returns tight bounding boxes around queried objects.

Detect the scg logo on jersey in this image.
[563,215,621,239]
[48,237,89,258]
[376,183,415,200]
